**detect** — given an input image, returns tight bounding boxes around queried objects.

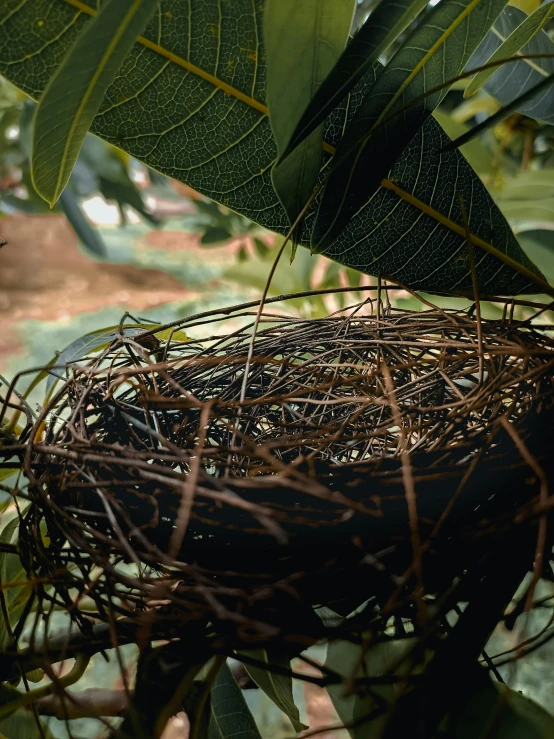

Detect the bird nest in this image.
[4,295,554,649]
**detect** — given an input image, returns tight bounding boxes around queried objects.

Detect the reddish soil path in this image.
[0,215,190,368]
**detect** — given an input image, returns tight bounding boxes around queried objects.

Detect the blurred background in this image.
[0,0,553,735]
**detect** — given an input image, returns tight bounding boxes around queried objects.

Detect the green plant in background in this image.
[0,0,554,737]
[0,76,274,264]
[0,82,159,257]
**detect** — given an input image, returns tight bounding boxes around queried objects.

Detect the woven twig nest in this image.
[11,298,554,644]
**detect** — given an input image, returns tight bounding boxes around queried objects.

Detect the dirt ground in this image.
[0,215,192,368]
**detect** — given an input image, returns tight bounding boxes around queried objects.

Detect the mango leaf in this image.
[0,684,54,739]
[465,0,554,97]
[10,322,190,417]
[495,168,554,228]
[0,469,19,483]
[31,0,157,206]
[241,649,306,732]
[209,663,262,739]
[181,680,211,738]
[0,514,32,649]
[201,227,233,245]
[265,0,355,234]
[432,110,495,176]
[467,5,554,124]
[312,0,509,249]
[43,330,136,397]
[444,72,554,151]
[0,0,545,295]
[59,187,107,257]
[282,0,430,160]
[518,232,554,287]
[438,666,554,738]
[326,637,425,739]
[499,169,554,203]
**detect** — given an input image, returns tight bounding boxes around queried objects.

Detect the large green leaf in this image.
[1,321,190,437]
[282,0,430,160]
[241,649,306,732]
[265,0,355,233]
[209,663,262,739]
[0,514,32,649]
[0,0,545,295]
[32,0,157,206]
[0,469,19,484]
[312,0,509,249]
[467,5,554,124]
[465,0,554,97]
[444,72,554,151]
[0,684,54,739]
[325,637,422,739]
[438,667,554,738]
[432,110,495,176]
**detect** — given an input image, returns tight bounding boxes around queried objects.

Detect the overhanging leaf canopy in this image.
[312,0,510,249]
[0,0,546,295]
[281,0,431,161]
[468,4,554,124]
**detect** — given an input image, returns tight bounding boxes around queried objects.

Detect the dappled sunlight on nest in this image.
[2,292,554,662]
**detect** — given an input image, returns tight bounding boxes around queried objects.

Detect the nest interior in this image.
[7,299,554,643]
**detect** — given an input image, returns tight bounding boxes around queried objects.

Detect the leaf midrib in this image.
[56,0,552,295]
[63,0,269,112]
[64,0,335,153]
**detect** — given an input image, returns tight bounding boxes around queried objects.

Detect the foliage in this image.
[206,664,263,739]
[438,666,554,738]
[467,4,554,124]
[240,650,306,732]
[265,0,355,243]
[0,81,160,257]
[31,0,158,207]
[0,0,553,738]
[1,0,552,294]
[0,513,31,649]
[465,1,554,98]
[0,683,54,739]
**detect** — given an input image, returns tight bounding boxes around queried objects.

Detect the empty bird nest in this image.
[3,292,554,647]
